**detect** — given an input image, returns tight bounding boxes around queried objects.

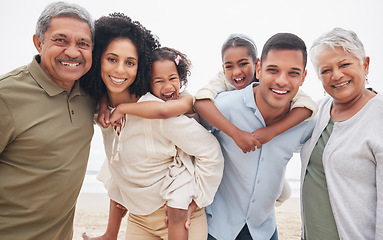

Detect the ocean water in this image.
[81,126,302,197]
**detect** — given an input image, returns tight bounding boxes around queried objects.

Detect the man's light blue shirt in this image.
[205,83,315,240]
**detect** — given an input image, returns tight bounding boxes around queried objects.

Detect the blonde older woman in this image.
[300,28,382,240]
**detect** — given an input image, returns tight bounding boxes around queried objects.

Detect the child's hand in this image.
[185,200,198,230]
[252,127,275,145]
[110,107,124,127]
[97,107,111,128]
[232,129,261,153]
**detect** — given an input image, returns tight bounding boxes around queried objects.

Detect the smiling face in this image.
[222,46,257,89]
[101,38,138,97]
[33,16,92,90]
[150,60,180,101]
[316,46,369,104]
[256,49,306,111]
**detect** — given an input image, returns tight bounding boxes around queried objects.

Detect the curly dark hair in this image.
[80,13,160,101]
[150,47,191,90]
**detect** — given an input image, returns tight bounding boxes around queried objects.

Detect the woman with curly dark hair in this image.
[80,13,159,240]
[81,14,223,240]
[80,12,158,100]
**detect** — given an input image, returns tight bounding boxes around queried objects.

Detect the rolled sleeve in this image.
[292,89,318,121]
[194,71,234,102]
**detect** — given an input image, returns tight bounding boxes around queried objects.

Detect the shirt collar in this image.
[244,82,266,126]
[28,55,85,97]
[244,82,258,110]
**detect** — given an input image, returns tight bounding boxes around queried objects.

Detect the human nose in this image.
[64,44,81,58]
[163,81,174,90]
[275,72,288,86]
[115,62,126,74]
[331,68,343,81]
[233,66,242,76]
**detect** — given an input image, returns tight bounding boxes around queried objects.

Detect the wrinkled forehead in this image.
[46,16,92,39]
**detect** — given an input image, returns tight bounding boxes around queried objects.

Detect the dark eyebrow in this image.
[237,58,250,63]
[80,38,92,45]
[291,67,302,72]
[266,64,278,68]
[104,53,137,61]
[51,33,67,38]
[51,34,92,45]
[224,58,250,65]
[105,53,118,57]
[266,64,302,72]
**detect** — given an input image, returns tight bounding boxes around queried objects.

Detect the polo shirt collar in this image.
[28,55,84,97]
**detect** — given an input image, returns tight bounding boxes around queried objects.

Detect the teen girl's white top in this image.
[98,92,224,215]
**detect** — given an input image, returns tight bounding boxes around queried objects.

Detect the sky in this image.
[1,0,383,101]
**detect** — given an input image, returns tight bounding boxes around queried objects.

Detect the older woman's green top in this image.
[302,118,339,240]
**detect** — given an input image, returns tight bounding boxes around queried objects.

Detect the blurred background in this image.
[1,0,382,196]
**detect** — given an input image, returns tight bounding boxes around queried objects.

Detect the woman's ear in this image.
[363,56,370,75]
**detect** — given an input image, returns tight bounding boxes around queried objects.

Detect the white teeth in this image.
[234,78,244,82]
[333,81,350,88]
[110,76,126,83]
[272,89,288,94]
[163,92,174,98]
[162,92,176,100]
[61,62,80,67]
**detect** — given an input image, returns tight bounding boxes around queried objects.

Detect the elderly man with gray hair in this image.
[0,2,95,239]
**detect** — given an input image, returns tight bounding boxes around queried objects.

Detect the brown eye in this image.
[52,38,66,44]
[78,41,91,49]
[107,58,117,63]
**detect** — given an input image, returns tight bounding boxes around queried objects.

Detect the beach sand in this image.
[74,193,301,240]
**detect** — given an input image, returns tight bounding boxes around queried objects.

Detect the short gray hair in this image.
[310,27,365,72]
[36,1,94,43]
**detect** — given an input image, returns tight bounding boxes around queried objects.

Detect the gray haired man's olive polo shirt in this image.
[0,55,96,239]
